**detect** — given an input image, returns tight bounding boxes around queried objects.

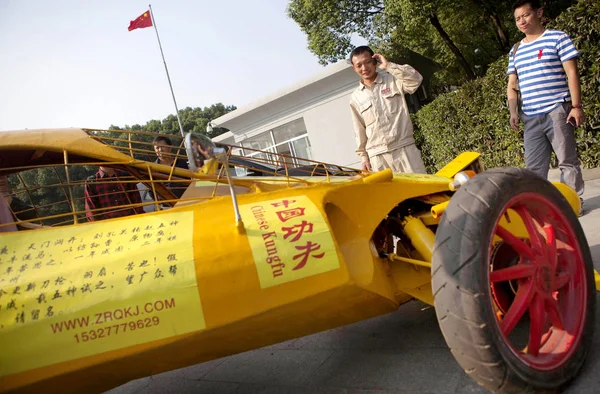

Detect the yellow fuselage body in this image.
[0,129,591,393]
[0,171,451,393]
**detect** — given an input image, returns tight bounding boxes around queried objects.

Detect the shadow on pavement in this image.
[590,243,600,264]
[584,195,600,214]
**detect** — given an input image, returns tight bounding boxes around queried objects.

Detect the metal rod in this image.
[148,4,185,138]
[56,158,78,225]
[16,173,42,221]
[386,253,431,268]
[222,156,243,228]
[147,165,161,212]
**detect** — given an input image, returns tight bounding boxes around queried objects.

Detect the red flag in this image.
[128,11,153,31]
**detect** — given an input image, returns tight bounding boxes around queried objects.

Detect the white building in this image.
[212,56,436,169]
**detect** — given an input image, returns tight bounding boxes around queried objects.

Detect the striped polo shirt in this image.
[507,29,579,116]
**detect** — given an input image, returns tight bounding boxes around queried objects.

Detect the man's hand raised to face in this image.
[372,53,388,70]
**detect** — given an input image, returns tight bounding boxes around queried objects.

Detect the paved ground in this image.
[107,168,600,394]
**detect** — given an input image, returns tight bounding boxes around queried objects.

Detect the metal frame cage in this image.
[0,128,361,230]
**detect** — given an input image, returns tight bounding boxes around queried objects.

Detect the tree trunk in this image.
[428,11,476,80]
[469,0,511,52]
[489,11,510,51]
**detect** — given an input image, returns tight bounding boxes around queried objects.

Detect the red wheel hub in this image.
[490,242,521,314]
[488,192,587,370]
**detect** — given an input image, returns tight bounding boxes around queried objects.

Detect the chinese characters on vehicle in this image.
[242,196,340,288]
[0,212,204,377]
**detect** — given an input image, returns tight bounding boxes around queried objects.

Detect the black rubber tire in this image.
[431,167,595,393]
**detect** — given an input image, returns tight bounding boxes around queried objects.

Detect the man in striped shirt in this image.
[507,0,585,206]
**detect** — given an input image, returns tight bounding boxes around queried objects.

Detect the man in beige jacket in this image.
[349,45,426,173]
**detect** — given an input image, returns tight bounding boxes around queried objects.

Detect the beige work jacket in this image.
[350,63,423,162]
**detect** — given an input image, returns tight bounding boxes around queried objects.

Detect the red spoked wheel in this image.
[432,168,595,393]
[490,241,520,315]
[491,193,587,369]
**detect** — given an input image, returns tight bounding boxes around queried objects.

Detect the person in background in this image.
[507,0,585,211]
[0,176,18,232]
[84,166,144,221]
[153,135,188,168]
[152,135,188,198]
[137,182,158,213]
[0,175,38,227]
[349,45,427,174]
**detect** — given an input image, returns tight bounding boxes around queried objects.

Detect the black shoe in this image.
[579,198,585,217]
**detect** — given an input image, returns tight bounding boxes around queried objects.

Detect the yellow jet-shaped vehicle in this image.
[0,128,596,394]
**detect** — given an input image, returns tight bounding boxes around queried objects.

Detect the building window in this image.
[240,118,312,168]
[272,118,306,145]
[242,131,275,152]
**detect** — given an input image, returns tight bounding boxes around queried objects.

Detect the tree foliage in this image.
[287,0,385,65]
[287,0,575,91]
[109,103,236,139]
[8,165,91,225]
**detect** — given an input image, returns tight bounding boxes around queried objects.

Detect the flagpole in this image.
[148,4,185,137]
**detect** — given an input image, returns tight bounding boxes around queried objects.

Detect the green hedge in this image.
[415,0,600,172]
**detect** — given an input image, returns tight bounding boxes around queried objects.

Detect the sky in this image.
[0,0,362,131]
